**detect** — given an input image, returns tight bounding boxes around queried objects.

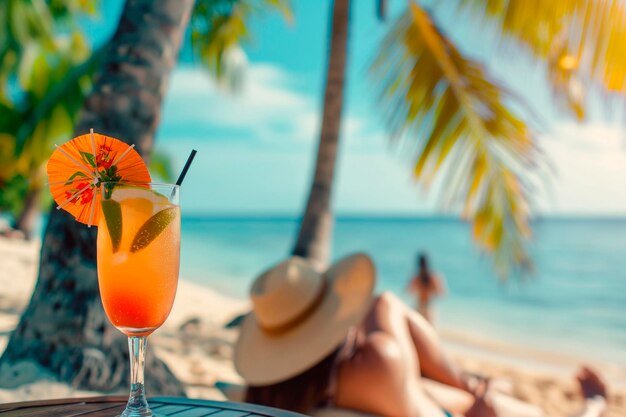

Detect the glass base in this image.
[117,403,165,417]
[118,406,164,417]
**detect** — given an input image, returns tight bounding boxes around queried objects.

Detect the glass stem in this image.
[125,336,151,416]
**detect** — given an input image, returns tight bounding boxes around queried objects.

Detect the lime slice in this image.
[110,186,169,205]
[130,207,177,253]
[101,200,123,252]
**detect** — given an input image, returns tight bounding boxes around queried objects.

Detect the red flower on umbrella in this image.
[63,181,95,206]
[77,183,94,204]
[96,145,114,170]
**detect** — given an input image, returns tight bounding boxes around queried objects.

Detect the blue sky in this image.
[84,1,626,215]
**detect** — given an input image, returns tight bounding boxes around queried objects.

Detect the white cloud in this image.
[163,64,373,147]
[159,63,429,214]
[335,151,439,213]
[163,64,318,144]
[537,122,626,214]
[159,64,626,215]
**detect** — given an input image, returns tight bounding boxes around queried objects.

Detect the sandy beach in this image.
[0,236,624,416]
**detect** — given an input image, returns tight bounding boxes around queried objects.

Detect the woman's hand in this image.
[464,380,497,417]
[577,366,607,399]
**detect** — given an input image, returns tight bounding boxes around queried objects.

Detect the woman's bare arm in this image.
[433,274,447,296]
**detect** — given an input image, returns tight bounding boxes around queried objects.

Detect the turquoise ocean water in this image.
[180,217,626,367]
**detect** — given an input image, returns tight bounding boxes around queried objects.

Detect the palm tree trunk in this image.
[292,0,350,270]
[0,0,194,395]
[14,184,41,240]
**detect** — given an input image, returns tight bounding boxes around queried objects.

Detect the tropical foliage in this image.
[0,0,96,234]
[454,0,626,119]
[372,0,626,275]
[373,4,536,275]
[0,0,291,234]
[190,0,292,89]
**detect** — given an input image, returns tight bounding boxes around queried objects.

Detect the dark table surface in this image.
[0,396,309,417]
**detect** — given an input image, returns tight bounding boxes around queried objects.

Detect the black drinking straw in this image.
[175,149,197,186]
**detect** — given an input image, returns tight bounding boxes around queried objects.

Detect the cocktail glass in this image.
[97,182,180,417]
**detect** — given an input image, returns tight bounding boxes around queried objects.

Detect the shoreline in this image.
[0,236,624,416]
[440,328,626,392]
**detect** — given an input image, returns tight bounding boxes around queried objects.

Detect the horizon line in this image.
[181,212,626,221]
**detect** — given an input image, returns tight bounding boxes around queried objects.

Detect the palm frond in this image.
[46,0,99,19]
[453,0,626,120]
[0,0,96,219]
[371,3,539,276]
[191,0,292,90]
[0,0,95,184]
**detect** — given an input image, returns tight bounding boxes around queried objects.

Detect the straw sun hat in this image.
[234,253,376,386]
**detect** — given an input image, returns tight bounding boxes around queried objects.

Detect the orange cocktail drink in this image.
[97,184,180,336]
[47,130,192,417]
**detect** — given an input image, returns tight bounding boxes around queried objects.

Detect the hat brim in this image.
[234,253,376,386]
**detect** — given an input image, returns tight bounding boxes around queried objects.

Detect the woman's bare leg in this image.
[464,367,608,417]
[380,292,471,392]
[355,294,608,417]
[360,293,421,372]
[337,292,448,417]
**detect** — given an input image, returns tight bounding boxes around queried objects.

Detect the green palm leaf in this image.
[191,0,292,90]
[0,0,96,216]
[372,3,539,276]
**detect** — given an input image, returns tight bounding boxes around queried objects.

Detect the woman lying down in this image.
[232,253,608,417]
